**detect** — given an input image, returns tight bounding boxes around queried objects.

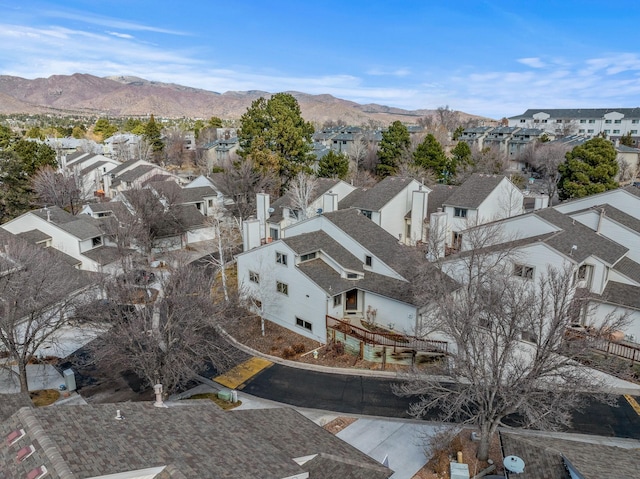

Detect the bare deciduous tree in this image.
[288,172,317,220]
[399,224,627,460]
[0,236,98,392]
[524,142,571,204]
[215,159,278,219]
[32,165,85,214]
[88,261,241,394]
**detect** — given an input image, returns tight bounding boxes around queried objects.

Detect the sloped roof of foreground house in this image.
[500,431,640,479]
[0,402,392,479]
[346,176,424,211]
[442,173,506,209]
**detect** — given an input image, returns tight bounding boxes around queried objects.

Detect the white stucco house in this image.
[0,206,125,273]
[440,185,640,346]
[237,208,439,344]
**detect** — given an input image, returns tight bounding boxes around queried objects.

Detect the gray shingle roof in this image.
[268,178,341,223]
[501,431,640,479]
[282,230,363,272]
[426,184,458,217]
[81,245,130,266]
[322,208,417,278]
[107,158,138,176]
[297,259,413,303]
[348,176,419,211]
[598,204,640,233]
[31,206,104,240]
[0,394,32,422]
[442,174,505,209]
[613,257,640,283]
[116,164,155,182]
[509,108,640,120]
[0,402,392,479]
[597,280,640,309]
[80,159,108,176]
[535,208,628,265]
[15,229,51,244]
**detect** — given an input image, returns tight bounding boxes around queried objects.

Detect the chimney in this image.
[46,209,51,222]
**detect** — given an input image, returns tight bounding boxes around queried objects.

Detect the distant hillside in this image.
[0,73,489,125]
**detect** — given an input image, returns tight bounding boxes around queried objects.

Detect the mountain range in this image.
[0,73,486,125]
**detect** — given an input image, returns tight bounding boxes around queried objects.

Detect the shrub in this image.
[282,346,296,359]
[292,343,306,354]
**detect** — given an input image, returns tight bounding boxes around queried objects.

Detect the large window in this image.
[605,119,612,124]
[454,207,468,218]
[276,252,288,266]
[276,281,288,295]
[513,263,535,280]
[296,317,312,331]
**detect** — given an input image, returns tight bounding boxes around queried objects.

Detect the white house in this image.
[63,152,121,199]
[438,174,527,249]
[256,178,357,242]
[237,208,433,343]
[0,206,125,273]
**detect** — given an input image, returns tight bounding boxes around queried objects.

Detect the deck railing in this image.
[326,315,448,354]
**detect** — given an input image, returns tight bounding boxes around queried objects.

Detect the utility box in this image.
[450,462,470,479]
[63,369,76,392]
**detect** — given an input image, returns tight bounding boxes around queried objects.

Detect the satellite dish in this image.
[316,208,323,214]
[504,455,525,474]
[267,207,274,213]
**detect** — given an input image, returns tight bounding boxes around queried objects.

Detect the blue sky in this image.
[2,1,640,119]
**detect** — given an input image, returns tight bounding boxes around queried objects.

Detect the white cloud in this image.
[366,67,411,77]
[107,31,134,40]
[518,57,546,68]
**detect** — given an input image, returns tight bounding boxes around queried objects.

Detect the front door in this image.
[345,289,358,313]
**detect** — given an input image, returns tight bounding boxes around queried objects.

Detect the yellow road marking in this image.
[213,357,273,390]
[624,395,640,416]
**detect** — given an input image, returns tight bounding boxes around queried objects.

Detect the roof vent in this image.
[115,409,124,420]
[504,455,525,474]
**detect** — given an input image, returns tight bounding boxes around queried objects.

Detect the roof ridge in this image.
[16,408,77,479]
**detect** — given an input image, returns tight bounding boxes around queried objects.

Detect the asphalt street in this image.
[239,363,640,440]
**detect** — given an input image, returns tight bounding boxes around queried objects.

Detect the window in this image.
[578,129,585,133]
[92,236,102,247]
[604,129,610,134]
[365,255,372,267]
[453,232,463,249]
[580,119,586,123]
[333,295,342,307]
[556,119,562,123]
[588,119,595,124]
[249,271,260,284]
[296,317,312,331]
[633,119,639,124]
[632,130,638,134]
[300,252,316,262]
[613,129,620,134]
[588,129,594,133]
[208,199,214,207]
[520,119,526,123]
[276,252,288,265]
[270,227,279,240]
[615,119,622,124]
[346,272,359,279]
[454,207,468,218]
[513,263,534,280]
[605,119,612,124]
[541,119,548,123]
[289,209,300,220]
[360,209,372,219]
[276,281,288,295]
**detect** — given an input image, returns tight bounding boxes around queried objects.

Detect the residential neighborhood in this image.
[3,86,640,478]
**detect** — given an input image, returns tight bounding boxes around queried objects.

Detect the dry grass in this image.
[30,389,60,407]
[323,416,358,434]
[186,392,242,410]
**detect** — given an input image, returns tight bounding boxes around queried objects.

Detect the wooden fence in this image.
[326,315,448,354]
[591,337,640,364]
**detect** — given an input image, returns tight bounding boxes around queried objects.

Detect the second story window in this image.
[276,252,288,266]
[513,263,535,280]
[276,281,288,295]
[454,208,468,218]
[300,252,316,262]
[360,210,372,219]
[249,271,260,284]
[365,255,372,267]
[92,237,102,247]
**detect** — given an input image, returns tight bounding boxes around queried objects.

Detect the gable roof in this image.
[509,108,640,120]
[0,402,392,479]
[268,178,342,223]
[443,174,505,209]
[535,208,628,265]
[500,431,640,479]
[348,176,421,211]
[283,230,363,272]
[322,208,417,277]
[426,184,458,216]
[30,206,104,240]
